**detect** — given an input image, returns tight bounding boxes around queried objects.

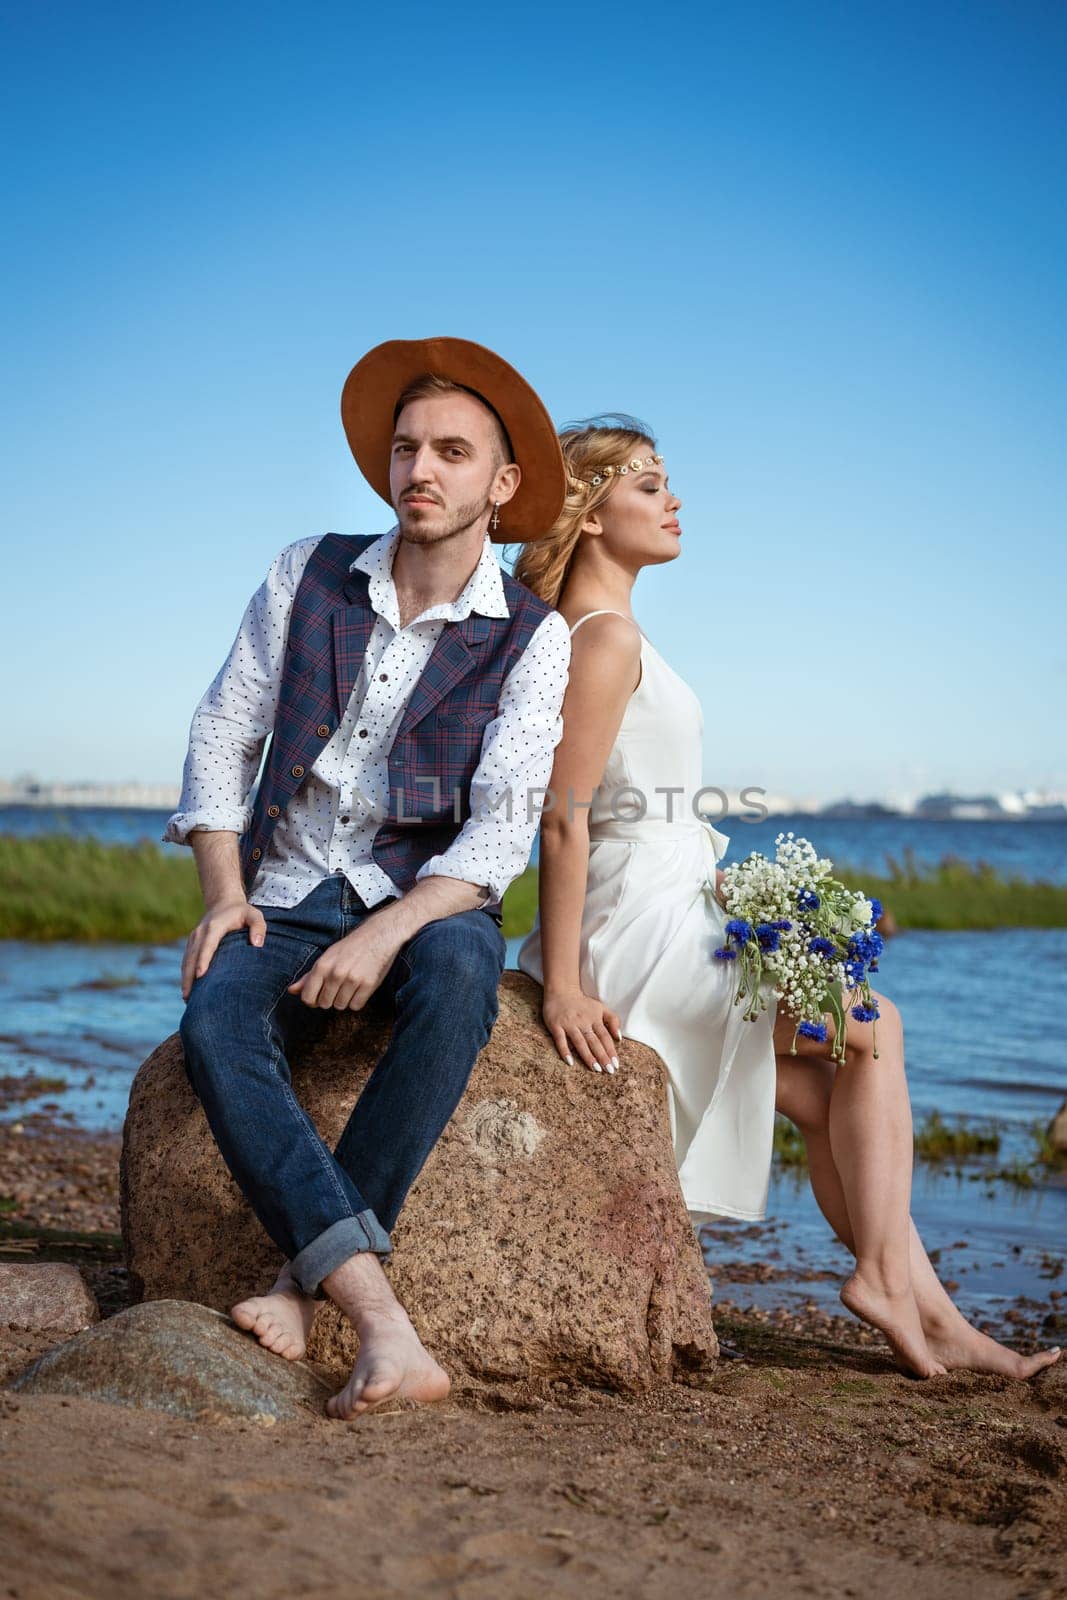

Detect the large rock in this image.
[121,972,717,1393]
[13,1299,329,1422]
[0,1263,99,1335]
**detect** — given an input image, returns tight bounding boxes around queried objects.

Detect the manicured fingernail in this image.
[565,1055,573,1066]
[593,1064,602,1073]
[611,1056,619,1069]
[606,1063,616,1075]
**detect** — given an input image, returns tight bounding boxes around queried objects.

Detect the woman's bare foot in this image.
[922,1315,1062,1379]
[840,1270,947,1378]
[231,1262,317,1361]
[326,1306,451,1420]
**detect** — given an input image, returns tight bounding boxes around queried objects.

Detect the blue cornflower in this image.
[797,1020,828,1041]
[808,936,836,959]
[713,946,738,962]
[725,919,753,945]
[851,1003,880,1023]
[756,923,781,952]
[844,959,867,986]
[797,888,820,912]
[869,898,883,923]
[847,929,885,965]
[773,919,793,931]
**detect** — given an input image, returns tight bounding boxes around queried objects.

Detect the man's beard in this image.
[396,492,491,544]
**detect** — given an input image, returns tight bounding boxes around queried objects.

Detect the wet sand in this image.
[2,1114,1065,1598]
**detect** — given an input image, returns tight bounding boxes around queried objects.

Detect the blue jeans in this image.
[179,874,506,1297]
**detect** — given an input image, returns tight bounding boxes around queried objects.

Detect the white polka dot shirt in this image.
[163,526,571,909]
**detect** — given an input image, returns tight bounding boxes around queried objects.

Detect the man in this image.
[165,337,570,1419]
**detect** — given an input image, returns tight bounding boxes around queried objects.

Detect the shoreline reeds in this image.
[1,835,1065,942]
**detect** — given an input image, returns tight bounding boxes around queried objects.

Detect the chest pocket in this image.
[435,708,492,729]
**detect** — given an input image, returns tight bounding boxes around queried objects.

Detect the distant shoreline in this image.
[3,799,1067,823]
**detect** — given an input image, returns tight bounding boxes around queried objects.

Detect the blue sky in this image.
[3,0,1065,804]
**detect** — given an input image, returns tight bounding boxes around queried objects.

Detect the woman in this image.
[515,416,1059,1381]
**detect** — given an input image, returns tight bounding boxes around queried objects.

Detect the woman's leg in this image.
[773,989,942,1376]
[776,1034,1061,1377]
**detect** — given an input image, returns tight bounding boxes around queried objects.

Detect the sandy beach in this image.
[2,1111,1064,1599]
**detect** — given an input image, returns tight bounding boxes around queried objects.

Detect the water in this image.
[0,806,185,852]
[2,805,1065,1333]
[705,812,1067,887]
[0,940,181,1128]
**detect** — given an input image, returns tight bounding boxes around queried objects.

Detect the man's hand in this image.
[181,897,266,1001]
[288,916,404,1011]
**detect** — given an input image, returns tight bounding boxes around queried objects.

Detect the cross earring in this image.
[490,502,500,532]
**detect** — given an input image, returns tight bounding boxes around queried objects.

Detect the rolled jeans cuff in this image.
[288,1210,393,1300]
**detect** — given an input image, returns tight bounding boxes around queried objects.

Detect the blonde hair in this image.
[512,414,656,607]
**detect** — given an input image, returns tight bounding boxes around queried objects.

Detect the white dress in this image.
[517,611,779,1220]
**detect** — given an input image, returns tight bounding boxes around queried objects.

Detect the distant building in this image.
[0,775,180,810]
[914,792,1008,821]
[818,799,900,819]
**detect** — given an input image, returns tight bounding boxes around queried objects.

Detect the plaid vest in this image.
[239,532,554,923]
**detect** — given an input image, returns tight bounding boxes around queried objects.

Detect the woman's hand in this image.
[715,867,727,907]
[542,988,622,1074]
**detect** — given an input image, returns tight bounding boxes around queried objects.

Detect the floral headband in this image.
[574,453,664,489]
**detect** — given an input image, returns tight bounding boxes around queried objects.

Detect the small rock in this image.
[1048,1097,1067,1155]
[13,1299,330,1423]
[0,1263,99,1334]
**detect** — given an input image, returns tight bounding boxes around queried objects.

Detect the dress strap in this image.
[568,609,642,638]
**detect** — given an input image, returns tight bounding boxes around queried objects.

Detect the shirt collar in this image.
[350,525,509,628]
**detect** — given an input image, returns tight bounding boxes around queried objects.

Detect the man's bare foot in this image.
[326,1307,451,1420]
[841,1270,947,1378]
[923,1318,1062,1378]
[231,1262,317,1361]
[320,1248,450,1421]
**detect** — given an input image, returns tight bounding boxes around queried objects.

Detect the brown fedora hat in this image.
[340,336,566,543]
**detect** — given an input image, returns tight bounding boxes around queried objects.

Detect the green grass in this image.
[974,1159,1038,1190]
[3,835,1066,944]
[512,851,1067,936]
[0,833,203,942]
[774,1108,1067,1188]
[835,847,1067,931]
[515,849,1067,934]
[0,833,542,944]
[501,864,539,940]
[1030,1119,1067,1172]
[773,1115,809,1168]
[773,1110,1010,1172]
[913,1111,1001,1162]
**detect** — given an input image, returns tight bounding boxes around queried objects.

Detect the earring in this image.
[490,502,500,532]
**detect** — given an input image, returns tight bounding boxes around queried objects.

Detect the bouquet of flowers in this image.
[711,832,885,1061]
